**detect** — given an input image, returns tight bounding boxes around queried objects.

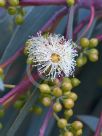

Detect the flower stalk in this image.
[20,0,66,6]
[77,5,95,42]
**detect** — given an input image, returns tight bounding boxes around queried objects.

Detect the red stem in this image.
[94,112,102,136]
[73,15,90,37]
[20,0,66,6]
[0,72,39,105]
[78,5,95,38]
[73,10,102,40]
[19,0,102,9]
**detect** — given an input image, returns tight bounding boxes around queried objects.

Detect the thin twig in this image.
[20,0,66,6]
[76,5,95,43]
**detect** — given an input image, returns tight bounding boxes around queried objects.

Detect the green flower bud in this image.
[76,56,87,67]
[88,53,98,62]
[39,84,51,94]
[53,102,62,112]
[88,49,99,55]
[8,6,17,15]
[64,131,74,136]
[76,129,83,136]
[27,58,33,64]
[15,14,24,25]
[14,100,24,109]
[48,78,60,86]
[66,0,75,6]
[89,38,98,48]
[63,91,71,96]
[64,109,73,118]
[57,118,67,129]
[80,37,89,48]
[62,77,71,83]
[52,87,62,97]
[72,121,83,130]
[62,82,72,92]
[68,92,78,101]
[42,97,51,107]
[8,0,19,6]
[71,78,80,87]
[63,99,74,109]
[0,0,6,7]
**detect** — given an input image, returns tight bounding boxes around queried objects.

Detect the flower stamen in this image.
[51,53,61,63]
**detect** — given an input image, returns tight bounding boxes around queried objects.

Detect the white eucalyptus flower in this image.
[25,33,78,79]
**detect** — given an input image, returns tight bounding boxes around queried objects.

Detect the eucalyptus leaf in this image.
[0,108,19,135]
[7,89,39,136]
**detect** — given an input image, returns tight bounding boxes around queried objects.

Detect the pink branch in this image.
[73,10,102,40]
[19,0,102,9]
[79,5,95,38]
[94,112,102,136]
[0,72,39,105]
[20,0,66,6]
[73,15,90,37]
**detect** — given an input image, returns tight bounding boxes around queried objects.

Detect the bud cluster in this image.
[76,37,99,67]
[0,0,25,25]
[38,77,83,136]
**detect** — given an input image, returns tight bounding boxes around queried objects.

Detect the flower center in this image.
[51,53,61,63]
